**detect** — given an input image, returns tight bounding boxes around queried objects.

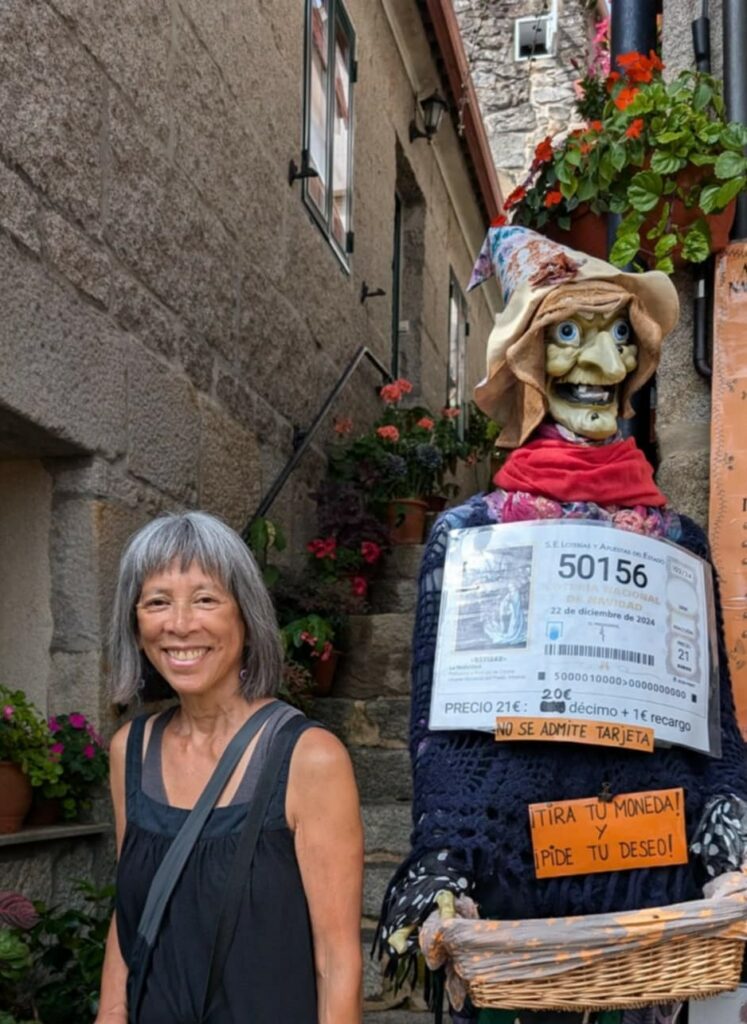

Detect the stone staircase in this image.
[313,545,427,1021]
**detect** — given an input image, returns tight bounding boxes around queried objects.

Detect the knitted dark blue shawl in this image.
[406,494,747,919]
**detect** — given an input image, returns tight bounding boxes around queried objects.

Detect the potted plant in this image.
[0,687,60,834]
[506,52,746,273]
[281,614,339,696]
[28,713,108,826]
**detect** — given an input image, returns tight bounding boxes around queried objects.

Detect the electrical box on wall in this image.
[514,10,557,61]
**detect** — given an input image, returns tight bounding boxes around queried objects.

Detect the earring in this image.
[239,668,249,683]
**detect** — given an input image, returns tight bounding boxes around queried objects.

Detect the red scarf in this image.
[495,437,667,507]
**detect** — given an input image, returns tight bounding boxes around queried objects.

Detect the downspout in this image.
[723,0,747,239]
[692,1,712,380]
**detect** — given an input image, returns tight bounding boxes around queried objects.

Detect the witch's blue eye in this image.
[611,318,631,344]
[553,321,581,345]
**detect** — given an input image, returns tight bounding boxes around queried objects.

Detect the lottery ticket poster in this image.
[429,519,721,756]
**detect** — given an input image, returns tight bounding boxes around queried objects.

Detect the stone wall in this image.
[656,0,724,524]
[455,0,591,190]
[0,0,497,899]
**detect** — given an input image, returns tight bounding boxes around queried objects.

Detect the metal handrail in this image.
[242,345,393,537]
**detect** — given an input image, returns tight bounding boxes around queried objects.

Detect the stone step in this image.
[350,746,412,802]
[364,857,399,918]
[382,544,425,581]
[312,697,410,748]
[369,575,419,614]
[335,614,414,699]
[364,1011,430,1022]
[362,801,411,856]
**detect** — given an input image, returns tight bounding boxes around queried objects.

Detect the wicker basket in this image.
[421,886,747,1012]
[468,934,744,1011]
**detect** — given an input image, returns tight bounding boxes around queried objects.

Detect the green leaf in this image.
[576,173,598,203]
[699,183,723,214]
[715,176,746,209]
[692,80,713,111]
[565,148,582,167]
[560,177,578,199]
[654,233,678,258]
[655,130,688,145]
[556,215,571,231]
[609,230,641,267]
[689,152,718,166]
[650,152,687,175]
[610,141,626,172]
[555,160,574,185]
[627,171,664,212]
[681,221,712,263]
[720,124,747,150]
[715,150,747,180]
[655,255,675,275]
[645,202,671,239]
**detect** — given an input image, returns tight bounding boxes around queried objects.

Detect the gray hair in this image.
[109,511,282,705]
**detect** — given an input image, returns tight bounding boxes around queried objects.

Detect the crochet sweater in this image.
[400,494,747,921]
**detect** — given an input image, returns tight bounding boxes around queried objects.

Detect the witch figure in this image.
[377,226,747,1024]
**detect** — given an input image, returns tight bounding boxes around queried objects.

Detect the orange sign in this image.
[495,716,654,753]
[710,246,747,739]
[529,787,687,879]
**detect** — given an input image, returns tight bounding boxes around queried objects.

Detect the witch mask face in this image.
[544,310,638,439]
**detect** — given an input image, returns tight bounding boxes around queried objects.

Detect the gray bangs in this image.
[109,511,282,705]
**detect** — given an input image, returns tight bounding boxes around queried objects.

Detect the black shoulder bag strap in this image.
[199,716,316,1019]
[126,699,282,1024]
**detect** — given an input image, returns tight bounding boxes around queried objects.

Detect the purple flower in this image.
[83,744,95,760]
[48,716,60,733]
[68,713,86,729]
[51,742,65,756]
[2,706,14,721]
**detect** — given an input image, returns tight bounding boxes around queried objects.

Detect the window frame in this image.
[447,270,469,439]
[302,0,356,271]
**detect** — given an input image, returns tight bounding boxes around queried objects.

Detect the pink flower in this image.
[361,541,382,564]
[376,425,400,443]
[319,641,333,662]
[416,417,435,431]
[351,576,368,597]
[333,416,353,436]
[51,742,65,756]
[441,407,460,420]
[2,706,14,721]
[68,713,86,729]
[48,716,60,733]
[501,492,562,523]
[612,508,646,533]
[299,631,318,647]
[83,745,95,760]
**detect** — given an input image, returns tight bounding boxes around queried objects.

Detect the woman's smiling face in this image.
[136,561,245,700]
[544,310,638,439]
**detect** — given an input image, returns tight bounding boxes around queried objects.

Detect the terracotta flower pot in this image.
[424,495,448,513]
[312,650,340,697]
[25,794,64,828]
[0,762,33,834]
[545,203,609,259]
[387,498,427,545]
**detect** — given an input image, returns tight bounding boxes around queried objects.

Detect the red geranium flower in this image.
[333,416,353,435]
[361,541,382,564]
[618,50,664,84]
[376,425,400,442]
[606,70,621,90]
[625,117,645,140]
[416,416,435,431]
[307,537,337,559]
[503,185,527,210]
[351,576,368,597]
[589,120,603,132]
[614,86,639,111]
[533,135,554,165]
[544,190,563,208]
[490,213,507,227]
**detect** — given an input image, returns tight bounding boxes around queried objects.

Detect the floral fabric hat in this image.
[467,225,680,447]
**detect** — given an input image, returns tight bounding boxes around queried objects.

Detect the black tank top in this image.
[116,701,319,1023]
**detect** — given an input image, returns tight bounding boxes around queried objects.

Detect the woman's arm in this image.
[287,727,364,1024]
[96,723,131,1024]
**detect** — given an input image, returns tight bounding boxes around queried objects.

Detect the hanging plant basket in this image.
[0,761,33,834]
[544,203,609,260]
[387,498,427,545]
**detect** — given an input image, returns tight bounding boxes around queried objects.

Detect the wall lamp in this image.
[409,91,448,143]
[288,149,320,187]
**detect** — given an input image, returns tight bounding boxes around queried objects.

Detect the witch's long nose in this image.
[576,330,627,382]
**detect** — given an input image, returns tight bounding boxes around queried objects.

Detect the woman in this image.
[97,511,364,1024]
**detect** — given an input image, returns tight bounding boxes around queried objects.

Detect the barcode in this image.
[544,643,654,666]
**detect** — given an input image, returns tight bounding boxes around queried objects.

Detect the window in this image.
[514,12,557,61]
[303,0,356,265]
[447,273,469,435]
